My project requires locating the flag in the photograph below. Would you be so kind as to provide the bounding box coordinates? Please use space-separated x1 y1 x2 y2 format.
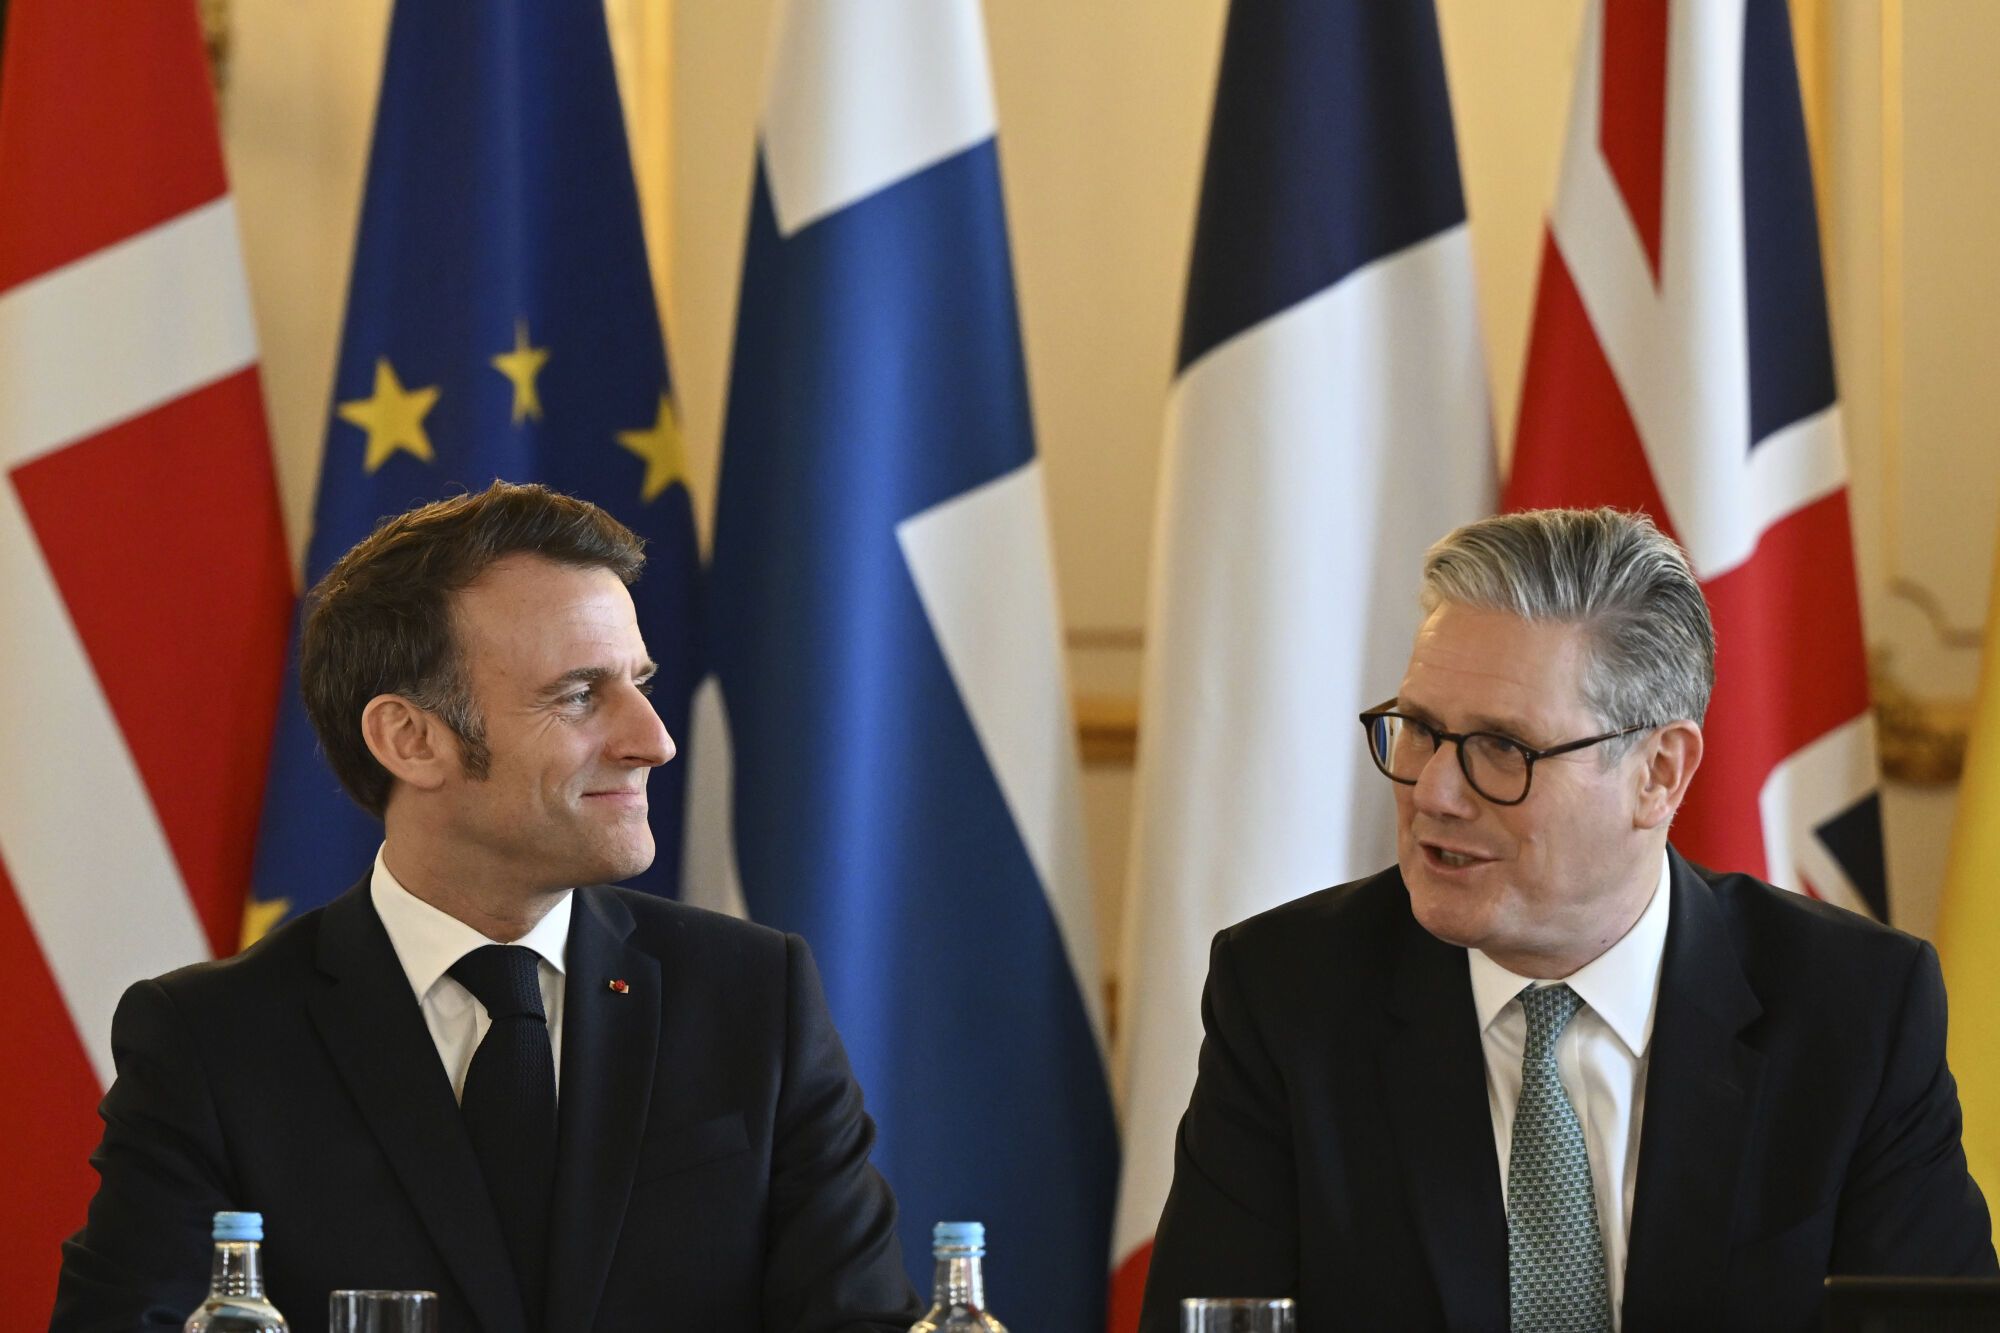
249 0 700 926
1938 528 2000 1195
1504 0 1885 915
1107 2 1495 1325
0 0 291 1315
681 0 1116 1324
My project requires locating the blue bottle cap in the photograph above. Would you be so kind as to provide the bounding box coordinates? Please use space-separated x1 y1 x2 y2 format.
932 1220 985 1254
212 1211 264 1242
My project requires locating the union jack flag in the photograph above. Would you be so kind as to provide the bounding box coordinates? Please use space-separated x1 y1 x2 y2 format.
1505 0 1886 917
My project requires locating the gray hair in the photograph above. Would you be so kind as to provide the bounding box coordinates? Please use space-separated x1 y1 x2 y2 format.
1419 507 1715 736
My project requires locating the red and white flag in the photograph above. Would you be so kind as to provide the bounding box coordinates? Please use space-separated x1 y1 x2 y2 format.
0 0 292 1314
1505 0 1885 915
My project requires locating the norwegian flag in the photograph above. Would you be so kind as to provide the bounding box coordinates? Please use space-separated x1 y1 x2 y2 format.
1505 0 1886 917
0 0 292 1317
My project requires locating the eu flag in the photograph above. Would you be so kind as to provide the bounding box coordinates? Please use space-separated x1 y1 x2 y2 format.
249 0 698 925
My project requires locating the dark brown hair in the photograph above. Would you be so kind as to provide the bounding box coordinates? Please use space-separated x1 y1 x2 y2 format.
300 481 646 816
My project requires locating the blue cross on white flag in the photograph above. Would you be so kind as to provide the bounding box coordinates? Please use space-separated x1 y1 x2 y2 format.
683 1 1118 1326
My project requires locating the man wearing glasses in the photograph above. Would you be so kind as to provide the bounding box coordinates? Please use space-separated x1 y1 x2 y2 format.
1139 508 1993 1333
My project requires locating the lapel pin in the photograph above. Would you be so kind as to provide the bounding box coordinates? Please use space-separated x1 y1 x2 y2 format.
607 978 630 994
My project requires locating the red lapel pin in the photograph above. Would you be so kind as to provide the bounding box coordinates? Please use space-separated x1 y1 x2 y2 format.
607 978 629 994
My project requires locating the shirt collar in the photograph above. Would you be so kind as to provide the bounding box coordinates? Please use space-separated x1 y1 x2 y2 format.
369 845 573 1006
1467 850 1672 1058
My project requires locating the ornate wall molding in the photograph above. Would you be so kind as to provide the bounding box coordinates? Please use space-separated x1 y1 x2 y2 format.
1874 654 1972 785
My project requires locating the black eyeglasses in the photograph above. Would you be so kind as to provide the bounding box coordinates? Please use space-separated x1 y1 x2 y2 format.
1356 700 1658 805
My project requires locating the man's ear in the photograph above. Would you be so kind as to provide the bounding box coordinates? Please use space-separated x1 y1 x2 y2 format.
1633 720 1703 831
360 694 455 793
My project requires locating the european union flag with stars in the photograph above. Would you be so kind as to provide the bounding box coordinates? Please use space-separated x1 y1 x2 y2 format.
248 0 698 930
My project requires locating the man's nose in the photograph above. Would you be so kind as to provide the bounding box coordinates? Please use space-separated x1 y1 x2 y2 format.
613 687 676 767
1411 742 1478 818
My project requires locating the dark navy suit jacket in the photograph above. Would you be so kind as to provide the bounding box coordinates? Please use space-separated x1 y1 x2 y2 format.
1140 849 1996 1332
51 880 921 1333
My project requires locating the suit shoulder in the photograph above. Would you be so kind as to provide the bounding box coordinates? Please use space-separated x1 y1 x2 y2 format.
1700 862 1922 957
1197 868 1412 1044
103 904 331 1052
1220 865 1409 965
1693 861 1931 1006
145 902 326 999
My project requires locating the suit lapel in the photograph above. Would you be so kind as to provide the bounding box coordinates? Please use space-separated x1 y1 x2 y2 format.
1380 909 1508 1332
307 881 529 1333
544 887 661 1333
1620 851 1763 1333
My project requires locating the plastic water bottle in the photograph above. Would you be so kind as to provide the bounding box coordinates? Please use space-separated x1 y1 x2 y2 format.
910 1220 1008 1332
185 1211 289 1332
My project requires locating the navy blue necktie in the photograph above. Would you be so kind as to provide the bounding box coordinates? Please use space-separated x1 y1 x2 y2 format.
450 944 557 1324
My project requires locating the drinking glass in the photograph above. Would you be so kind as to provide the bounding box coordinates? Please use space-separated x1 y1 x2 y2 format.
1180 1296 1296 1333
328 1290 438 1333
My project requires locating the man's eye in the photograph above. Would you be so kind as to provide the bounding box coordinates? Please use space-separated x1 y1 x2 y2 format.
636 678 656 698
1468 733 1531 766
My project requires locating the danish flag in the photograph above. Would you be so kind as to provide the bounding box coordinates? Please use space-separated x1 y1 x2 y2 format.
0 1 292 1317
1506 0 1887 916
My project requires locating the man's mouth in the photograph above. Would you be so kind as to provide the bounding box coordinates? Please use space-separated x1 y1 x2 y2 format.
1422 842 1491 871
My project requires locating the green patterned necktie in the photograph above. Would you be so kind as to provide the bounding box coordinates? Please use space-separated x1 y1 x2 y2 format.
1507 983 1611 1332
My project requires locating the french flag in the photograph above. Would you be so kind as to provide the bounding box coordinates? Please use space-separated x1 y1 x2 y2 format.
1505 0 1887 916
681 1 1118 1326
1109 3 1495 1325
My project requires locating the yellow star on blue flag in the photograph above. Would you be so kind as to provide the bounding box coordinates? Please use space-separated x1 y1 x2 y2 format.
492 319 550 423
617 394 687 502
337 358 438 472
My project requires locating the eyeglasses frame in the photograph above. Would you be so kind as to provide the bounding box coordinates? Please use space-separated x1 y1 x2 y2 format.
1356 699 1660 806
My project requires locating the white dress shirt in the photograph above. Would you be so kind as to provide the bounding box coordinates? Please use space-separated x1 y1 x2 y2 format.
369 846 572 1102
1468 851 1672 1332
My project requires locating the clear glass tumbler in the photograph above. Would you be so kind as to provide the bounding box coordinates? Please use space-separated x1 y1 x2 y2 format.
326 1290 437 1333
1180 1296 1296 1333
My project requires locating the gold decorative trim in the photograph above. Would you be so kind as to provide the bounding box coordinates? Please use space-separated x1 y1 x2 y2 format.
1872 652 1972 785
200 0 230 93
1066 626 1144 650
1793 0 1831 232
1075 692 1138 768
1868 7 1980 651
1881 0 1904 574
1866 0 1983 653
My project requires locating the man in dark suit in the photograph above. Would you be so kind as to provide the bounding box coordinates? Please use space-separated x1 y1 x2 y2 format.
1139 508 1995 1333
52 483 921 1332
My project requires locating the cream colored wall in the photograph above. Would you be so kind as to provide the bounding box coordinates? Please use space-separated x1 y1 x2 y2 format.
1438 0 1591 472
220 2 1998 980
221 0 392 563
1822 2 2000 938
